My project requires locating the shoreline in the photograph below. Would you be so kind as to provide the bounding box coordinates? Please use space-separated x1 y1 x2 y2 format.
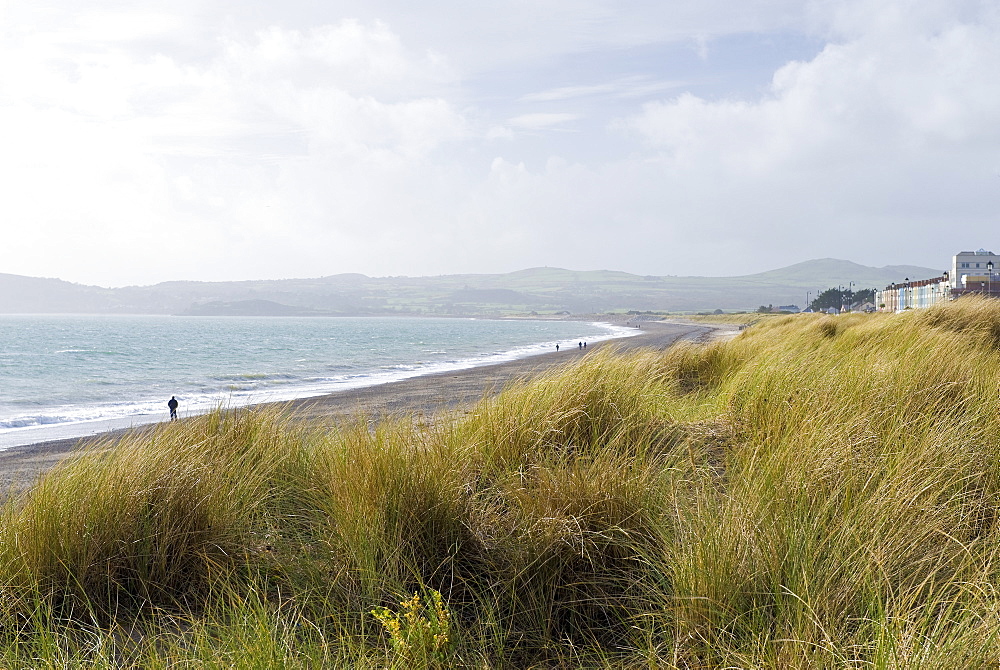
0 320 735 496
0 315 635 450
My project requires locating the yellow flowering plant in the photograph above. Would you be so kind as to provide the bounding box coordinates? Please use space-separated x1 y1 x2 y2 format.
372 588 453 667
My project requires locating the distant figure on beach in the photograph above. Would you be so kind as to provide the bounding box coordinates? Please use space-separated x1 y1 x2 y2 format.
168 396 178 421
556 344 560 352
584 342 587 349
578 342 582 349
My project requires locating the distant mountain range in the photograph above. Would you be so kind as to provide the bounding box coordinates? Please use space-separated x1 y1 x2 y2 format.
0 259 940 316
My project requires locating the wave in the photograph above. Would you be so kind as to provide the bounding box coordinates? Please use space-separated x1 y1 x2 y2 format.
0 320 637 447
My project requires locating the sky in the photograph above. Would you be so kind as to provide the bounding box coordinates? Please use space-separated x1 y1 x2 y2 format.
1 0 998 287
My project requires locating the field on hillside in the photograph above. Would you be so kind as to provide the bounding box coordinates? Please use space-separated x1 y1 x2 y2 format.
3 259 938 316
1 298 999 667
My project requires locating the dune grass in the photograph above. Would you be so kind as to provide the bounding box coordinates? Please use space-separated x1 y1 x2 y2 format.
2 297 1000 666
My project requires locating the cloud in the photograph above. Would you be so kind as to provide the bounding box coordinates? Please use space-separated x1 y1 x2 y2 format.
407 0 812 68
520 76 686 102
505 113 580 131
0 15 473 284
609 0 1000 269
218 21 456 100
2 0 998 285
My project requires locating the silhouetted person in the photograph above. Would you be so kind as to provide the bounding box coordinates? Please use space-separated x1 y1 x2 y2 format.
168 396 178 421
556 344 559 352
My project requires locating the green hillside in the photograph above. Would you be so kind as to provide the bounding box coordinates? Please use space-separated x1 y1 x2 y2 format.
0 259 940 315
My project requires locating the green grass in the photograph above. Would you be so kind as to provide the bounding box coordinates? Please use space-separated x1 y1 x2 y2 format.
2 297 1000 666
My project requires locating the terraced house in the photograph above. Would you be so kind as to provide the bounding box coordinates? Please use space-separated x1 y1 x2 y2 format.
877 249 999 311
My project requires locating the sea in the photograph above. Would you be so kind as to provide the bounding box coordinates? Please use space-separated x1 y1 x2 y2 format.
0 315 636 449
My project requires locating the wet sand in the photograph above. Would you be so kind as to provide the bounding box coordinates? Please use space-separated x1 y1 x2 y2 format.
0 320 735 496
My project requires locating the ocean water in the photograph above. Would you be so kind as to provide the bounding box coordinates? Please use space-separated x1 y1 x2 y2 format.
0 315 633 448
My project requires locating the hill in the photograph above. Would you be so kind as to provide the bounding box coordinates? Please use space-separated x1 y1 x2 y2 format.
743 258 942 287
0 259 940 315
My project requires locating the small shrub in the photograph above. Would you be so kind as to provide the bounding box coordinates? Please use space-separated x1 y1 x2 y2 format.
372 589 453 668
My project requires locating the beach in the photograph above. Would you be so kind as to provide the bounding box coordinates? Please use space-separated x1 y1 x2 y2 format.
0 320 734 496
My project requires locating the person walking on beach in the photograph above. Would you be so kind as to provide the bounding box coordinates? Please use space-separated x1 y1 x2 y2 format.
168 396 178 421
556 344 560 352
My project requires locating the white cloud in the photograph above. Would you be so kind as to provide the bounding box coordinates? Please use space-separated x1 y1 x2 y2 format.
0 14 471 284
521 76 686 102
74 9 185 42
1 0 999 285
506 113 580 131
371 0 811 70
608 0 1000 270
218 21 456 100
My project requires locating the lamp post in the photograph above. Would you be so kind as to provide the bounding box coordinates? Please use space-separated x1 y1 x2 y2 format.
904 278 909 310
806 291 812 312
848 281 855 311
989 260 994 298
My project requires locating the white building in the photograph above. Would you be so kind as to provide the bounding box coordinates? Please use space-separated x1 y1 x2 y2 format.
951 249 998 291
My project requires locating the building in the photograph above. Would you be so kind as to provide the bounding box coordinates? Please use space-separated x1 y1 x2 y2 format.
953 249 998 285
876 250 999 312
949 249 1000 299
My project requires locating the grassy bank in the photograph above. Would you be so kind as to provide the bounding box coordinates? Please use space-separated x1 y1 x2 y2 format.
3 298 1000 667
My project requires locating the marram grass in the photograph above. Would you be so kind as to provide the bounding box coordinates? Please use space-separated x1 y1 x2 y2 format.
2 298 1000 667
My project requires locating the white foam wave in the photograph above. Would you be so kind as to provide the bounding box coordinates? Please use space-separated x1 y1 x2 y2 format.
0 321 636 449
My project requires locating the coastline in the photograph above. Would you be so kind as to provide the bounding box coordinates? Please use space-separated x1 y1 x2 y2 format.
0 314 633 449
0 320 735 496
